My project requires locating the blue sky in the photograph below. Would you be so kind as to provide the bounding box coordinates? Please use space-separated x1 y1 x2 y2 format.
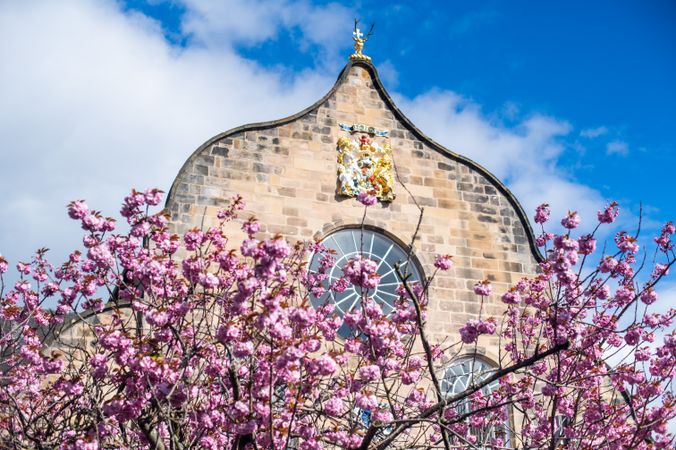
122 0 676 221
0 0 675 267
1 0 674 432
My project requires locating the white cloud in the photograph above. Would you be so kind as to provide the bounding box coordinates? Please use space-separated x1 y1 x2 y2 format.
394 90 609 231
0 0 625 271
178 0 352 63
606 140 629 156
580 126 608 138
376 59 399 89
0 0 335 266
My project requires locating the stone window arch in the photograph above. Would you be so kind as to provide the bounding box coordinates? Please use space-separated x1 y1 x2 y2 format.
308 225 425 337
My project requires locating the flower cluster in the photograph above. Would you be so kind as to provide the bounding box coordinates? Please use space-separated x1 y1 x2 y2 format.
434 254 453 271
0 191 673 450
342 256 380 290
356 191 378 207
473 279 492 296
459 318 496 343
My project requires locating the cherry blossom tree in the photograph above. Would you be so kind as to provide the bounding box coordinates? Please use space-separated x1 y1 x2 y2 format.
0 190 674 449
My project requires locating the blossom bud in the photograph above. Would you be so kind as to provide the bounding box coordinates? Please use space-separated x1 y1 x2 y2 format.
434 254 453 271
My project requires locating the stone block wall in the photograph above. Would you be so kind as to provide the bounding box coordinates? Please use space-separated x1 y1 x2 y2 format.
166 61 541 354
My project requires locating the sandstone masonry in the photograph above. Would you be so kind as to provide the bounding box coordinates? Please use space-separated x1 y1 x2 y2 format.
165 61 542 351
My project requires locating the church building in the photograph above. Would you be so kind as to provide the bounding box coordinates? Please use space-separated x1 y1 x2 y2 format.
164 30 542 358
40 27 551 449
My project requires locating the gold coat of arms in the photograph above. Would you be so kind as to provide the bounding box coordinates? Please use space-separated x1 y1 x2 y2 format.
336 132 395 202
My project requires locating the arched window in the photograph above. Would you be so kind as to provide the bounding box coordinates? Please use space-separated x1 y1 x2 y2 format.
308 227 424 336
441 356 511 448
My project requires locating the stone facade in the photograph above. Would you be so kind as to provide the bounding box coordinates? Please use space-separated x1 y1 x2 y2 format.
166 60 542 352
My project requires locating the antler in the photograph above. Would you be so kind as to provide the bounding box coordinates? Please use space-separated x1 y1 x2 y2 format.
365 23 375 40
353 19 375 41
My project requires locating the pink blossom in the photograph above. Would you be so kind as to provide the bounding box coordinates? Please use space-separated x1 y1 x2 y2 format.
357 191 377 206
459 318 496 344
561 211 581 229
342 256 380 290
372 408 393 423
625 327 642 346
216 323 241 343
405 388 427 409
594 284 611 300
635 347 651 362
640 288 658 305
534 203 550 224
541 383 561 397
67 200 89 220
473 279 492 296
578 234 596 255
358 365 381 382
146 310 170 327
233 341 253 358
434 254 453 271
654 221 674 251
477 319 496 334
0 188 672 450
535 232 554 247
73 439 98 450
614 286 635 306
16 262 31 275
87 244 114 269
402 356 421 371
241 218 260 237
615 231 639 254
459 320 479 343
315 354 338 376
597 201 619 224
652 263 670 278
199 272 220 289
323 397 345 417
599 256 618 273
330 277 349 293
184 229 204 251
554 235 579 252
356 392 378 410
501 290 521 305
216 195 245 221
82 214 105 232
401 370 421 385
143 188 163 206
263 237 290 259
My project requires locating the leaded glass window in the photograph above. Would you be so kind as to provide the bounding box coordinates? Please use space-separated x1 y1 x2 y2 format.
308 227 423 336
441 357 511 448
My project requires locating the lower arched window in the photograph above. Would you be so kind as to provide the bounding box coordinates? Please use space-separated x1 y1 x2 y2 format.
441 356 512 449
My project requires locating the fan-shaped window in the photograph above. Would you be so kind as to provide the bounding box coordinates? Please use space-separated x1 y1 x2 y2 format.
441 357 511 448
308 227 423 336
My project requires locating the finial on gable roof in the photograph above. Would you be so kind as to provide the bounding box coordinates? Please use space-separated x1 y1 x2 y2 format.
350 19 374 62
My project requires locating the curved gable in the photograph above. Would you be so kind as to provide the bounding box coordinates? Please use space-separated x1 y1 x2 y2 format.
166 60 542 262
166 60 541 341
